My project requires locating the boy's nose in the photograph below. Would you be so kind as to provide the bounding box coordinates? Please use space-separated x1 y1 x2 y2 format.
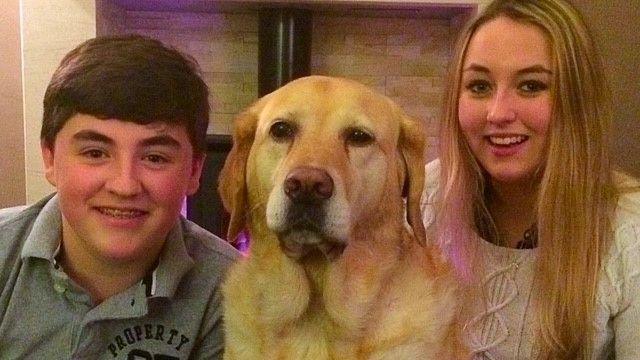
105 161 142 197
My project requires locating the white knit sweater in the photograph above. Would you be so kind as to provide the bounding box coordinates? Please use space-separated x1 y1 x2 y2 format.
421 160 640 359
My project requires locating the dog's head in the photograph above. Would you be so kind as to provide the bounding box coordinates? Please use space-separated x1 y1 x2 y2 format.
219 76 426 261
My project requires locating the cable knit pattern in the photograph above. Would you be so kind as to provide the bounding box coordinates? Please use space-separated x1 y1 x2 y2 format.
606 223 640 302
421 159 640 359
466 261 519 355
462 238 537 359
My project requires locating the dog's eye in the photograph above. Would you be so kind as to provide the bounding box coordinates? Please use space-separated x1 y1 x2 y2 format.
269 121 296 141
345 128 374 147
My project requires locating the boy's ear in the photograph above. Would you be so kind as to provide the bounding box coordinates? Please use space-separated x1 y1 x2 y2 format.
186 153 206 196
41 141 57 187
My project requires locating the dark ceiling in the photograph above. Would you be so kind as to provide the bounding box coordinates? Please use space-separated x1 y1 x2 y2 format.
108 0 475 19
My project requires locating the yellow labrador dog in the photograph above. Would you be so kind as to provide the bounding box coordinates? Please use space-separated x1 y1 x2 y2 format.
218 76 463 359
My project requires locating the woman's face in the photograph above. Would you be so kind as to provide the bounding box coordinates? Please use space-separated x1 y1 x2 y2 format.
458 16 553 187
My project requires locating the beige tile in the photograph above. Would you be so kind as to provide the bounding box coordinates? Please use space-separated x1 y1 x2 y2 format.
22 0 96 203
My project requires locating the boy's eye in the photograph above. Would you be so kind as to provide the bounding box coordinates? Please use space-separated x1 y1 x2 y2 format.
82 149 107 159
145 154 169 164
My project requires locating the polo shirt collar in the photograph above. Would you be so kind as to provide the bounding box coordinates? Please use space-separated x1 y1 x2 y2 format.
149 218 195 298
21 194 62 261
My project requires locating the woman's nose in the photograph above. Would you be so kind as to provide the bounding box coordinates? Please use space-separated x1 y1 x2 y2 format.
487 89 516 124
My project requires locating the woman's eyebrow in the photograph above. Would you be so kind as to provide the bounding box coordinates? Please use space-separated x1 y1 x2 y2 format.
462 63 552 75
462 63 490 73
516 65 553 75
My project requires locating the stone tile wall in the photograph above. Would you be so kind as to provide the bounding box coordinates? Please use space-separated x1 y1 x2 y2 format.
102 9 457 161
311 15 454 160
102 10 259 135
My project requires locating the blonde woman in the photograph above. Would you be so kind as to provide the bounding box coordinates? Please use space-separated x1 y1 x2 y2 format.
421 0 640 358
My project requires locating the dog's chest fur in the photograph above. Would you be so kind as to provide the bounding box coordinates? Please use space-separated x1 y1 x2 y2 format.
222 224 458 360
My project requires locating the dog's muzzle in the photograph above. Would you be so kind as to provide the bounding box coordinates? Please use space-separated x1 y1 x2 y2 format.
277 166 346 261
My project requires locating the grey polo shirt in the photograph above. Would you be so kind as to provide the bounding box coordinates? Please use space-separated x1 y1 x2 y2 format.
0 194 239 359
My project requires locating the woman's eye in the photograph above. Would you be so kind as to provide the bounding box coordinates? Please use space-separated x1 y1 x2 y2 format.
466 80 491 95
345 128 374 147
269 121 296 142
519 80 549 94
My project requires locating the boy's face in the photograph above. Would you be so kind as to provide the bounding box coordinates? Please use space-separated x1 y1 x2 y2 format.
42 113 205 266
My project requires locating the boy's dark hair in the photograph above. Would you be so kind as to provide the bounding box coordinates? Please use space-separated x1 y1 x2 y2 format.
41 34 210 153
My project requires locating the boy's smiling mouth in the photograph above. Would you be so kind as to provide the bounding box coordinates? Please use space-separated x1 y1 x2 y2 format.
96 207 148 219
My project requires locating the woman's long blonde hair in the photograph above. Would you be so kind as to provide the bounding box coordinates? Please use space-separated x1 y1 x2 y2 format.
437 0 617 357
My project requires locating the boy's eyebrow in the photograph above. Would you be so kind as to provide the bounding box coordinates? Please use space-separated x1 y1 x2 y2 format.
139 135 182 149
71 131 182 149
72 130 113 144
463 63 553 75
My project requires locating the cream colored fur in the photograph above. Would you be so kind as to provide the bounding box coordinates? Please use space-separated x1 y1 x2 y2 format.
218 76 465 359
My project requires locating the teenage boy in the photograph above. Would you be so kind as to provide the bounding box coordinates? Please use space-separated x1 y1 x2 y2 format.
0 35 239 359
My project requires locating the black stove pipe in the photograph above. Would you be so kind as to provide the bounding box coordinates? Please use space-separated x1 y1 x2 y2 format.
258 9 312 96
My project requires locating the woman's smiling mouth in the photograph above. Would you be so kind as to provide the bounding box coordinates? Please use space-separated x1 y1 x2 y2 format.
487 135 529 146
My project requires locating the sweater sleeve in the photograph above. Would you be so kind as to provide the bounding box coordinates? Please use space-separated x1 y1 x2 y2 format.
608 222 640 358
599 188 640 358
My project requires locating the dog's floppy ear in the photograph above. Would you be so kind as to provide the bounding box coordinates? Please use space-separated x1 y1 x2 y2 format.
399 113 427 246
218 108 258 243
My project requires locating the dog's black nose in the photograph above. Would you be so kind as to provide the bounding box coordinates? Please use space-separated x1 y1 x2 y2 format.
284 167 334 202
